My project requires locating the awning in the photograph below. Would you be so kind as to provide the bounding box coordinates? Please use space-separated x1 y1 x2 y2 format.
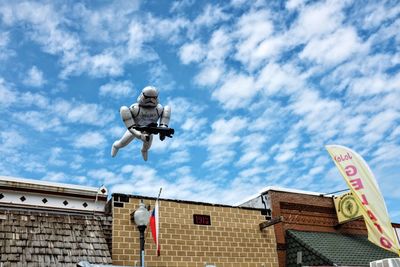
286 230 398 266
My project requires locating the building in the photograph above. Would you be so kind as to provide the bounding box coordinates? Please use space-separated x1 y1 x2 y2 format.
239 186 399 266
111 193 279 267
0 176 112 266
1 176 399 266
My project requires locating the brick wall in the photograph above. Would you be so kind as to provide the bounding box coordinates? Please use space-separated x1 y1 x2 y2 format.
111 194 279 267
268 191 367 267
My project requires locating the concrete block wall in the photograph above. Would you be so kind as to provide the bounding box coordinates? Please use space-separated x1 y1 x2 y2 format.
111 194 279 267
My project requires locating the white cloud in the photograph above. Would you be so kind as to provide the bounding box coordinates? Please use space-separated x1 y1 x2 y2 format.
42 172 68 183
127 21 153 59
290 89 342 134
349 72 400 96
291 1 345 41
0 78 17 108
181 117 207 133
194 64 223 86
162 150 191 166
299 27 364 66
273 135 299 163
0 31 14 60
207 28 232 63
204 117 247 168
362 110 399 144
286 0 305 10
170 0 194 13
256 62 303 95
13 111 63 132
88 168 123 186
342 115 366 135
23 66 46 87
233 9 274 69
89 52 124 77
73 131 106 148
0 130 27 151
19 91 49 109
54 100 115 127
212 72 256 110
236 133 268 167
99 80 135 99
147 61 176 91
193 4 230 28
72 1 141 43
192 27 233 87
179 42 205 64
48 147 66 167
361 3 400 30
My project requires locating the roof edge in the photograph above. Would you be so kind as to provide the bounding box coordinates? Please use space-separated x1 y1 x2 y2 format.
112 193 263 211
0 175 107 197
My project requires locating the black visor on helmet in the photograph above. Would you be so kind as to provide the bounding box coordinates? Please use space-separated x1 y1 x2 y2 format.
143 93 157 99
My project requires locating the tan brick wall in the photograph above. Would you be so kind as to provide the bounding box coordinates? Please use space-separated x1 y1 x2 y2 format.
112 196 279 267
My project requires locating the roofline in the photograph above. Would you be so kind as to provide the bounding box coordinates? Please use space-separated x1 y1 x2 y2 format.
237 185 332 206
0 175 106 197
112 193 263 211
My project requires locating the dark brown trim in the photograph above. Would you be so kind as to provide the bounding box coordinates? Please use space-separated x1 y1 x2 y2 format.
112 193 263 211
259 216 283 230
280 201 336 214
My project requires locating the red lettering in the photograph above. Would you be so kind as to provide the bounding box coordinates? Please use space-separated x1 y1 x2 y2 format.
367 210 378 221
335 153 353 162
345 165 357 176
380 237 392 249
350 178 364 190
374 223 383 234
360 194 368 205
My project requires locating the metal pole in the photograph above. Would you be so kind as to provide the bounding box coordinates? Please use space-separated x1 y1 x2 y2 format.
138 225 146 267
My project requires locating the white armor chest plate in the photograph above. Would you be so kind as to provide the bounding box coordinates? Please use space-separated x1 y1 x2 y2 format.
133 106 160 126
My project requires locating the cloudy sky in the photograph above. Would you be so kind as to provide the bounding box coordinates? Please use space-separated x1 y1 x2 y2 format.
0 0 399 220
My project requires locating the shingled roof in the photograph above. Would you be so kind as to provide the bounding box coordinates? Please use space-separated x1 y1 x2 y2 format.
286 230 398 266
0 209 113 266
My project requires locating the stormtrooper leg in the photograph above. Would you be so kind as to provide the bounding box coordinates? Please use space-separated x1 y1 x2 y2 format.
111 130 135 157
141 134 153 161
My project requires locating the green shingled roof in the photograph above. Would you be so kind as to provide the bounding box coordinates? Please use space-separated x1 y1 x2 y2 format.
286 230 398 266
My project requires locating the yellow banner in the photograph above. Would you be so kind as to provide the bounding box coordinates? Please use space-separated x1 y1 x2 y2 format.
326 145 400 255
333 192 363 224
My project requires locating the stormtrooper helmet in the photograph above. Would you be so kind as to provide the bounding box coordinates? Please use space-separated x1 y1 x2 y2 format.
137 86 159 107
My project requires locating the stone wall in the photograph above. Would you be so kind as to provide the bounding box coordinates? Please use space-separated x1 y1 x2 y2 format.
112 194 279 267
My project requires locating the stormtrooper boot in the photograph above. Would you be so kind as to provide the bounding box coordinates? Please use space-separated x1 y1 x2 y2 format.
111 130 135 157
111 142 119 157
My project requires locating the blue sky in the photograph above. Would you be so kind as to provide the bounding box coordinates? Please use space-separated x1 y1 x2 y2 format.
0 0 399 220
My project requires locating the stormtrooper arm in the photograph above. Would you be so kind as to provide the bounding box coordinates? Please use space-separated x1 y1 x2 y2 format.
120 104 143 139
159 105 171 127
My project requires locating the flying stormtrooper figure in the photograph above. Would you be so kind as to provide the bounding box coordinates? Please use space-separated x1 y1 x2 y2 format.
111 86 172 161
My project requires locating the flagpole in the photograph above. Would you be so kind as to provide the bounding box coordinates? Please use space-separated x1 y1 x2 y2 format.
150 187 162 257
157 187 162 200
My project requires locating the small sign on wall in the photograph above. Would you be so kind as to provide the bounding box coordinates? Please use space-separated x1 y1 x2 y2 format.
193 214 211 225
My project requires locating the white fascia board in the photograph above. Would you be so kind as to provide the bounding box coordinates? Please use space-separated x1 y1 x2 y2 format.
236 185 325 206
0 175 107 197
